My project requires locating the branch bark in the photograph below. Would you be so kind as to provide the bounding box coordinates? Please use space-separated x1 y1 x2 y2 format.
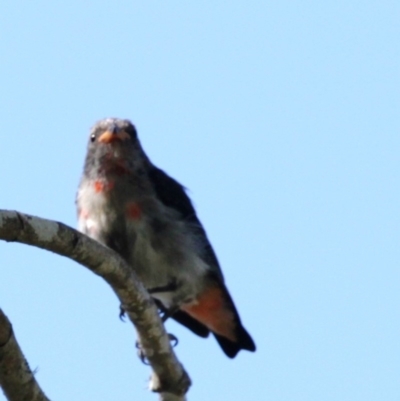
0 309 51 401
0 210 191 400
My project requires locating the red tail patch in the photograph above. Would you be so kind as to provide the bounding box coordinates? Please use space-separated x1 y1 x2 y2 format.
181 285 236 342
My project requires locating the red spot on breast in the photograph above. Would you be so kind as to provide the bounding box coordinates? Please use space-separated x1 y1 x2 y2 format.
94 181 103 193
94 180 114 193
126 202 142 220
181 285 236 341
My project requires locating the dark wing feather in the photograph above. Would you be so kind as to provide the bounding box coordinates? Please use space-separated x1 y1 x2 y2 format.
148 165 223 280
148 165 256 357
148 165 226 339
148 166 237 340
212 281 256 358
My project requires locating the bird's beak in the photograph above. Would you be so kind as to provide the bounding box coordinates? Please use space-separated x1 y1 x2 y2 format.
98 130 131 144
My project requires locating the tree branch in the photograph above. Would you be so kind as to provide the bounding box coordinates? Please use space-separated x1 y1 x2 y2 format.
0 210 191 400
0 309 51 401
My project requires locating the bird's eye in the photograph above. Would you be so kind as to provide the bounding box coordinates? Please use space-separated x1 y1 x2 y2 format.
90 133 96 142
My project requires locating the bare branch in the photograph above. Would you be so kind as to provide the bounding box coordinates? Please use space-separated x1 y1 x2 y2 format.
0 210 191 400
0 309 51 401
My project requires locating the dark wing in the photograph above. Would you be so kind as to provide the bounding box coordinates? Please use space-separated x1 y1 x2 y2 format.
148 165 224 338
148 165 223 280
211 282 256 358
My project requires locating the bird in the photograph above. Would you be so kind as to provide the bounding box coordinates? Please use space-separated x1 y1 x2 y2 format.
76 118 256 358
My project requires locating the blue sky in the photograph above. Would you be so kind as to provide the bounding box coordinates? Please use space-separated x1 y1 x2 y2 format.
1 1 399 400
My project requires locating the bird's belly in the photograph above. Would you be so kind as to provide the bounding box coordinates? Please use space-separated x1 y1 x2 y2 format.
78 181 209 308
131 230 171 286
128 222 209 309
78 185 112 242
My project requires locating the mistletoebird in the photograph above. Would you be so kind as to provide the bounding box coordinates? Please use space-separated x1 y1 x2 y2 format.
76 118 256 358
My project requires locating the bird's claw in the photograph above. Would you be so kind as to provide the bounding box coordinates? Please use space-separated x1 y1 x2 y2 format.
159 310 169 322
119 305 126 321
135 333 179 365
168 333 179 347
136 340 150 365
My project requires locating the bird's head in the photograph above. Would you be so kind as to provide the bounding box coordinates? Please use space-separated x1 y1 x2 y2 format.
84 118 148 177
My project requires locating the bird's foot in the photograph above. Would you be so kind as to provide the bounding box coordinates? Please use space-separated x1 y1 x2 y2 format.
168 333 179 347
136 333 179 365
119 305 126 321
159 309 171 323
136 340 150 365
159 305 180 323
